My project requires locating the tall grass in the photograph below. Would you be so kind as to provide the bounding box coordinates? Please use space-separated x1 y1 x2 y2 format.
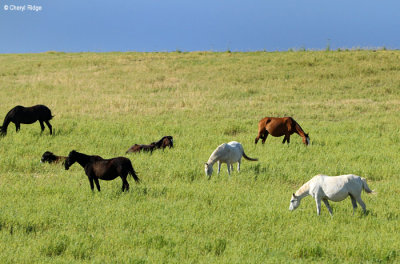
0 50 399 263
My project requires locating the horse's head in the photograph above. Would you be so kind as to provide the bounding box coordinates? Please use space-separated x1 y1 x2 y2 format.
204 163 213 177
41 151 56 163
303 133 310 146
289 193 301 211
163 136 173 148
65 150 77 170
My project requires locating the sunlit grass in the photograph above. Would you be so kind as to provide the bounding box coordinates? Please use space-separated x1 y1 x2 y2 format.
0 50 399 262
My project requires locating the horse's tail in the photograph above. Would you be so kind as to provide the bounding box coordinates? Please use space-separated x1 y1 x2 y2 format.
242 151 258 161
127 161 140 183
361 177 374 194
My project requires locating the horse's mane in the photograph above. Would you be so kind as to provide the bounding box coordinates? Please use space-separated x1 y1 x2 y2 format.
69 150 103 165
207 144 227 164
295 180 311 197
291 118 307 136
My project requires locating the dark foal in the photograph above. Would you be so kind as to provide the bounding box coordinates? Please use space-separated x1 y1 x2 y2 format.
0 105 53 136
255 117 310 146
125 143 156 154
41 151 67 164
64 150 140 192
152 136 174 149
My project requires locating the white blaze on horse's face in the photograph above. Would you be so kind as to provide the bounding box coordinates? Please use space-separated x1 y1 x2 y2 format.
289 194 300 211
205 163 213 177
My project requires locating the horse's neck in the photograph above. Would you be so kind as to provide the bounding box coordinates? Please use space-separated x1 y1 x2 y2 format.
75 152 92 168
295 181 311 200
207 154 218 166
294 123 306 137
207 149 221 165
1 113 12 131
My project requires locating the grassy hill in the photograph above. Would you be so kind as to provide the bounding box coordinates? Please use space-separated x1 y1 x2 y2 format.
0 50 399 263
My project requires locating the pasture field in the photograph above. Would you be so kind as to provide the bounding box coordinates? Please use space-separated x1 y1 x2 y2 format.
0 50 399 263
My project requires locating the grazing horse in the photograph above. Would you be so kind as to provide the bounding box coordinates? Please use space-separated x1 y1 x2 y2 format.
205 141 258 178
40 151 67 164
255 117 309 146
289 174 374 215
0 105 53 136
64 150 140 192
125 143 156 154
152 136 174 150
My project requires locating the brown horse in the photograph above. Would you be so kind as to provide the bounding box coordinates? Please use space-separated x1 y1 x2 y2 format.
1 105 53 136
255 117 310 146
40 151 67 164
125 143 156 154
64 150 140 192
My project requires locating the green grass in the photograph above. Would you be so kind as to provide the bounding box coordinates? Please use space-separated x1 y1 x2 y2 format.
0 50 399 263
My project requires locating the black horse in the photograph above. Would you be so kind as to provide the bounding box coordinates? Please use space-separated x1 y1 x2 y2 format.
40 151 67 164
64 150 140 192
152 136 174 149
0 105 53 136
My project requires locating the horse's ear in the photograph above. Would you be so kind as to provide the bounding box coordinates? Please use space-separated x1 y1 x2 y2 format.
292 193 296 198
205 163 208 166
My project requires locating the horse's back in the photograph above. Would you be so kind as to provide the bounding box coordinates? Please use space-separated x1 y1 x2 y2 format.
227 141 244 152
92 156 132 179
31 105 53 120
260 117 295 136
126 144 140 153
223 141 244 162
227 141 242 148
313 174 364 201
8 104 52 122
111 156 133 169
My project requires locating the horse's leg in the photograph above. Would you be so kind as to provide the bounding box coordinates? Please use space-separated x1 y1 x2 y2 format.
15 123 20 132
355 196 367 213
120 174 129 192
283 134 290 144
237 159 241 172
349 194 358 215
125 181 130 191
44 120 52 135
322 199 333 216
315 197 322 215
88 177 95 191
227 163 231 176
39 121 45 133
93 178 101 192
217 161 221 175
261 132 269 144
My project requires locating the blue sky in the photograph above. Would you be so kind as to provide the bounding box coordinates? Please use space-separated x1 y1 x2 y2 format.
1 0 400 53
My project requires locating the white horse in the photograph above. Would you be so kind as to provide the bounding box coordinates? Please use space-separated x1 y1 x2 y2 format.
289 174 373 215
205 141 258 177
